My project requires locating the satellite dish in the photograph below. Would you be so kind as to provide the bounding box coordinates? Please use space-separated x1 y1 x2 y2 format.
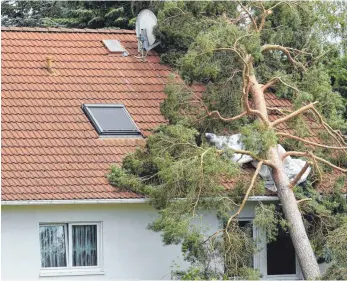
136 9 161 55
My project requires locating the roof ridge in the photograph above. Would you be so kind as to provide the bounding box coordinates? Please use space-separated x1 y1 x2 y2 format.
1 26 136 34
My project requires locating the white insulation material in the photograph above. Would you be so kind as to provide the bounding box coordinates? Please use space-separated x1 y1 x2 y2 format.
206 133 311 191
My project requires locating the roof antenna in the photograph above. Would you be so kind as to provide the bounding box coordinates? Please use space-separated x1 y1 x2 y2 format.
46 56 55 74
135 9 161 60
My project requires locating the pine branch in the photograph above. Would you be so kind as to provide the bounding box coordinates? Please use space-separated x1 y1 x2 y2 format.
237 1 258 31
217 148 275 169
225 161 263 230
277 132 347 150
289 162 311 189
297 198 312 204
261 76 300 93
194 94 248 123
282 151 347 173
271 102 318 127
310 107 346 146
261 44 307 71
192 148 212 215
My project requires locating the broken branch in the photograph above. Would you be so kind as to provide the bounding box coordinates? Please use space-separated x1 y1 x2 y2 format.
289 162 310 189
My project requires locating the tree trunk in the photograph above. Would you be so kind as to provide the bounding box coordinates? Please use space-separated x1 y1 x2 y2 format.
249 74 321 279
271 148 321 279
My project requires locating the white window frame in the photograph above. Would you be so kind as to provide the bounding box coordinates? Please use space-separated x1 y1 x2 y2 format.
236 217 302 280
253 226 302 280
39 222 104 277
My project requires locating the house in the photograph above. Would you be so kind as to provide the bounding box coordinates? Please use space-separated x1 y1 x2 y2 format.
1 27 339 280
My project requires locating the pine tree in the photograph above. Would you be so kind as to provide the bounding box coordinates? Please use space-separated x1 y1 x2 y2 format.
109 2 347 279
1 1 153 29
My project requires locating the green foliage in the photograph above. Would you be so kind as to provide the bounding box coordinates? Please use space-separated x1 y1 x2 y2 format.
107 1 347 278
1 1 150 29
322 265 347 281
326 221 347 264
223 221 259 279
160 76 197 127
241 122 278 158
322 221 347 280
328 55 347 120
300 65 346 130
156 1 238 67
181 24 260 83
294 179 347 262
109 123 239 208
329 56 347 99
253 204 288 243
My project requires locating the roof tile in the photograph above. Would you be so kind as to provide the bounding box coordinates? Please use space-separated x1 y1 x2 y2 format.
2 27 344 201
1 28 173 201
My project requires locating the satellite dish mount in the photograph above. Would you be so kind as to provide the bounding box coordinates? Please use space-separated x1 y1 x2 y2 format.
136 9 161 58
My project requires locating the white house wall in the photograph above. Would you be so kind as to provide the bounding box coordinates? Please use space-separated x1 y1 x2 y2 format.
1 201 328 280
2 202 250 280
1 203 184 280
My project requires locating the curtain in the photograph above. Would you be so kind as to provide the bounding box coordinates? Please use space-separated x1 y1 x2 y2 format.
40 225 67 268
72 225 97 266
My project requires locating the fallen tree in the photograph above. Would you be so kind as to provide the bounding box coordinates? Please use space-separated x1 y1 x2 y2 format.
109 1 347 280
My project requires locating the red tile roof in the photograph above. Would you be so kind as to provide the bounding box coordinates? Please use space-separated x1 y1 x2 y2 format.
2 27 172 201
2 27 345 201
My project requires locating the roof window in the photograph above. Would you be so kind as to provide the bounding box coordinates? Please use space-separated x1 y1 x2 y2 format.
82 104 141 137
102 40 128 56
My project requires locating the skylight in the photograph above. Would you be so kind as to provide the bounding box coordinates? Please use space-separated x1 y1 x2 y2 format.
102 40 127 54
82 104 141 137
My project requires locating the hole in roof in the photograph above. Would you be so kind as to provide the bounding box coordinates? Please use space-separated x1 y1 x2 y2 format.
82 104 141 137
102 40 128 56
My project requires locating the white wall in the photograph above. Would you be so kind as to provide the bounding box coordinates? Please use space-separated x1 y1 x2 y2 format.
1 203 186 280
3 201 329 280
1 202 258 281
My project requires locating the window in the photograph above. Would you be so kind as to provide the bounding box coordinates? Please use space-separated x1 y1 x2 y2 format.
82 104 141 137
254 223 302 279
267 227 296 275
102 40 128 56
39 223 103 276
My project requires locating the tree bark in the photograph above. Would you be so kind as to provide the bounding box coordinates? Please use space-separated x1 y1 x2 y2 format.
271 149 321 279
249 74 321 279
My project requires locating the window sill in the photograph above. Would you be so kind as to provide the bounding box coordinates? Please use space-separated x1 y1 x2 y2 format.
40 268 105 277
263 274 300 280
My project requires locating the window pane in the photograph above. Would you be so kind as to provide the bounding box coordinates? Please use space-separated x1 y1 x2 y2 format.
103 40 126 53
267 228 296 275
40 225 67 268
88 107 138 132
72 225 98 267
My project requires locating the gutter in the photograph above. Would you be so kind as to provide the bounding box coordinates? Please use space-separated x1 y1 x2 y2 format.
1 198 148 206
2 195 344 206
1 196 278 206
